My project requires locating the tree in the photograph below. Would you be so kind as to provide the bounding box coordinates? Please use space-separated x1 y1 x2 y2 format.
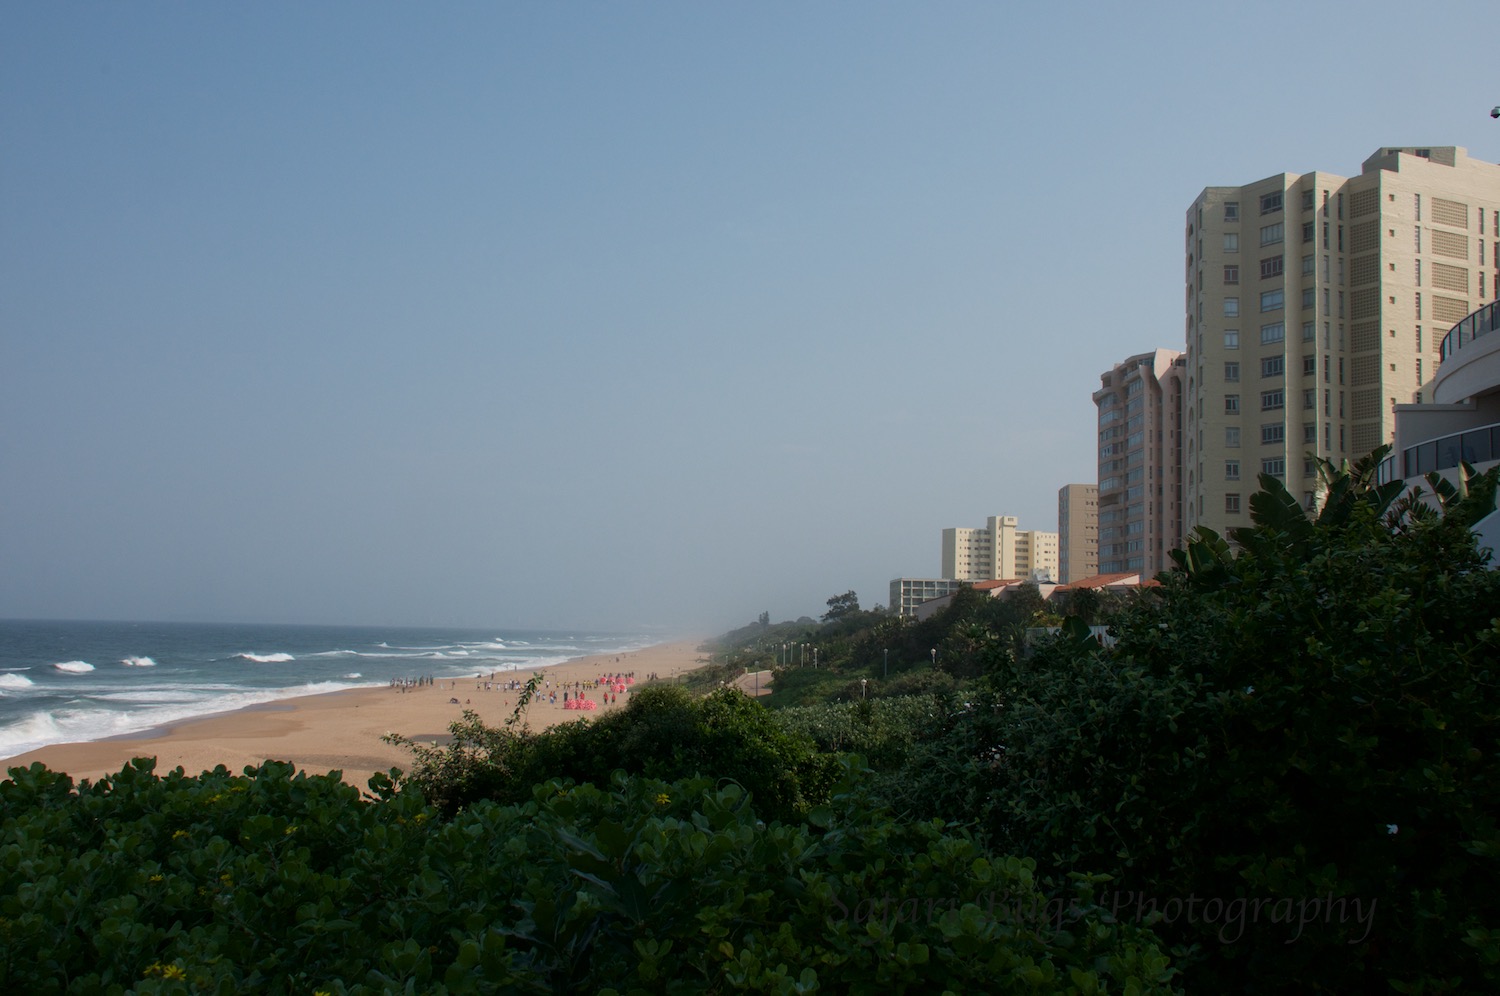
821 590 860 622
979 453 1500 992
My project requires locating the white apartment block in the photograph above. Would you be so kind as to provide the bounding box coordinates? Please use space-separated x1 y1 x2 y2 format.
1184 147 1500 537
941 516 1059 582
1057 483 1099 583
1095 350 1185 576
888 577 967 619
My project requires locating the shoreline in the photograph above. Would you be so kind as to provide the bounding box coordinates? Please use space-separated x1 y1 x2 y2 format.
2 639 710 790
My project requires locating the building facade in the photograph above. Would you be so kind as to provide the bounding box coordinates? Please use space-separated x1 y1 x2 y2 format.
941 516 1059 582
1382 299 1500 552
1184 147 1500 537
888 577 967 619
1057 483 1099 583
1094 349 1185 575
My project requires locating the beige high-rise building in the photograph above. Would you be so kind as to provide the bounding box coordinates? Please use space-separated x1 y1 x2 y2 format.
1057 483 1098 583
1184 147 1500 537
941 516 1059 582
1094 350 1185 575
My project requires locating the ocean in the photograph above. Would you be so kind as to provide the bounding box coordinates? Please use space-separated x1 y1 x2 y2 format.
0 619 663 764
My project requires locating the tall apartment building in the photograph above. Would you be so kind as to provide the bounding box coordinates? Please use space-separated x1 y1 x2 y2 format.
1095 349 1185 575
1184 146 1500 536
941 516 1059 582
1057 483 1098 583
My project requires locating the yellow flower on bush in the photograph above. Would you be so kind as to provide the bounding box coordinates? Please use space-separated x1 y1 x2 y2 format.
654 793 671 807
147 874 164 884
143 962 187 980
171 830 189 841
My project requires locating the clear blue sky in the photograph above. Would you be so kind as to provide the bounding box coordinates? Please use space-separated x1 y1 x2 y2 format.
4 2 1498 633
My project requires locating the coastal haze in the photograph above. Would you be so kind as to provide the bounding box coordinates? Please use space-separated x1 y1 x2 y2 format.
4 3 1498 633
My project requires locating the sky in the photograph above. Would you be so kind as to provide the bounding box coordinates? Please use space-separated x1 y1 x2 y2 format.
4 2 1499 634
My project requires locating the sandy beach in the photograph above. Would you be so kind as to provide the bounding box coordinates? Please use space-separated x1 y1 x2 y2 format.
3 640 709 790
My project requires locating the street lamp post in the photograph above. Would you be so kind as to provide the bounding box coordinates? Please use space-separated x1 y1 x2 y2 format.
930 648 936 667
861 678 867 700
883 649 888 679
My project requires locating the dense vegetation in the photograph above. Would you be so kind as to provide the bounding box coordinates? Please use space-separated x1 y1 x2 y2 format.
4 452 1497 992
0 758 1174 994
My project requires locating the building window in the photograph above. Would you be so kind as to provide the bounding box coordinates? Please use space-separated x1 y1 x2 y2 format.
1261 390 1284 410
1225 394 1240 414
1302 221 1315 243
1262 458 1286 478
1224 265 1239 284
1224 233 1239 253
1303 423 1316 444
1225 460 1240 480
1260 322 1285 344
1261 290 1284 312
1302 388 1315 409
1302 287 1315 310
1226 493 1241 514
1260 192 1283 214
1224 329 1239 349
1301 254 1314 275
1260 255 1284 279
1225 298 1240 317
1226 426 1241 447
1261 222 1284 246
1261 356 1284 377
1224 201 1239 221
1302 322 1315 341
1224 361 1240 382
1262 423 1285 444
1302 355 1316 375
1301 190 1315 211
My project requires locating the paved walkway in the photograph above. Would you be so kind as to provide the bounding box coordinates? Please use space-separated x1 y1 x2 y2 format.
731 669 774 697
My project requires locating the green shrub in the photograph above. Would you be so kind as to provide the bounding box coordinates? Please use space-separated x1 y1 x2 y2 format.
977 459 1500 992
392 686 837 824
0 758 1180 994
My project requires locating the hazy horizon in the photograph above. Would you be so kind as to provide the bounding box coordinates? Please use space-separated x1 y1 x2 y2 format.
5 2 1498 634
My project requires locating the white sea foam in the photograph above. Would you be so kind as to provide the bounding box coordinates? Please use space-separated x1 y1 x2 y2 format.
342 672 362 679
52 661 95 674
0 674 35 690
120 656 157 667
0 678 381 759
235 652 294 663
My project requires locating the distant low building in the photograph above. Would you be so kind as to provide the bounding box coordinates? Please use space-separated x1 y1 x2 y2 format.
912 571 1159 622
888 577 966 619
